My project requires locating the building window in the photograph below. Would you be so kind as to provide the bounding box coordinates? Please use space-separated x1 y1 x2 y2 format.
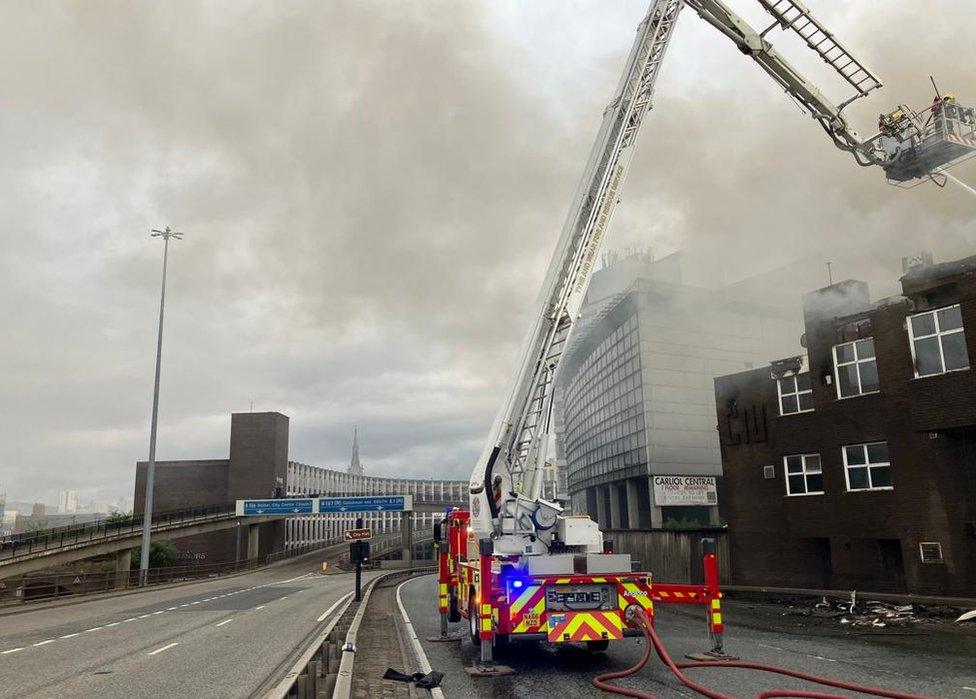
778 373 813 415
919 542 944 563
908 305 969 377
843 442 892 491
833 338 879 398
784 453 823 496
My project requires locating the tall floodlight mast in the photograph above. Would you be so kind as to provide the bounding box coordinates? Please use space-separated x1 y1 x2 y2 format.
139 226 183 585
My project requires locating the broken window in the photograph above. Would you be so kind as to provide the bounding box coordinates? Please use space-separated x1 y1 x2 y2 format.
833 338 879 398
908 305 969 377
784 453 823 496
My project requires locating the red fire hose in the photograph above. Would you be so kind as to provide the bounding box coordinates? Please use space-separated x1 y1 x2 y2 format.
593 608 937 699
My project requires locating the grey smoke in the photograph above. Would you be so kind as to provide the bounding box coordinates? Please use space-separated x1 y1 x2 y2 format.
0 1 973 505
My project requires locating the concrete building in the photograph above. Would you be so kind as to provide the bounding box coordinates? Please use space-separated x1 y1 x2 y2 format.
714 253 976 595
57 490 78 514
134 412 469 564
555 251 802 530
285 459 467 553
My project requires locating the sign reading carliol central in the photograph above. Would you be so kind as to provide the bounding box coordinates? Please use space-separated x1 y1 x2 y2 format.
652 476 717 506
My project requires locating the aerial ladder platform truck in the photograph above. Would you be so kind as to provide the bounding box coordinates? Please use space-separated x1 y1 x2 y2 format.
433 0 975 674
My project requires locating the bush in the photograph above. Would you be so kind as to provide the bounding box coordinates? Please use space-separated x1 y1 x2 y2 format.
130 541 178 569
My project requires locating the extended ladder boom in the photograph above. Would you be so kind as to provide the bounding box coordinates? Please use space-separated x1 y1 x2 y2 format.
469 0 684 550
470 0 974 555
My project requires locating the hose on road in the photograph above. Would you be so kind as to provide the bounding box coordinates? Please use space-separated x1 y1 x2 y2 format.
592 608 936 699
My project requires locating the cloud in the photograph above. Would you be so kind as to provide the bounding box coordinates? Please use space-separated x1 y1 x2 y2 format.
0 0 973 506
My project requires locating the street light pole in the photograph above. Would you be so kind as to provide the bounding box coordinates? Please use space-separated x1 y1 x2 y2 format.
139 226 183 585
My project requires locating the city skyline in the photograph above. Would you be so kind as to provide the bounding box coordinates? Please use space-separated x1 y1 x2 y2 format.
1 0 975 508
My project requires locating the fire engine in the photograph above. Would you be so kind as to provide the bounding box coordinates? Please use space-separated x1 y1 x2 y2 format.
433 0 974 675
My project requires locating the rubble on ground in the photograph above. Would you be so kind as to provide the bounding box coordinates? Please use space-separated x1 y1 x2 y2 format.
779 594 972 629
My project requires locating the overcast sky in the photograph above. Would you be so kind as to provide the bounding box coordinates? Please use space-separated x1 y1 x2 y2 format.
1 1 974 507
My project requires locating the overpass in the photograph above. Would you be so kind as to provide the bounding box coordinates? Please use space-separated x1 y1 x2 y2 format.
0 494 461 581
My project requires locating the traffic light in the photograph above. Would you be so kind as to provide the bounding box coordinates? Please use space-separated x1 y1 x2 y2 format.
350 540 370 564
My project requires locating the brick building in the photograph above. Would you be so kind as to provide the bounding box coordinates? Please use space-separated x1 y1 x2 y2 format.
714 255 976 596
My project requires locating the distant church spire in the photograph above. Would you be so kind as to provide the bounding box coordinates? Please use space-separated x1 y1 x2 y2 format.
348 427 364 476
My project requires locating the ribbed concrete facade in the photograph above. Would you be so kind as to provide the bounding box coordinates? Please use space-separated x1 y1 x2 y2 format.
556 252 801 530
284 461 467 551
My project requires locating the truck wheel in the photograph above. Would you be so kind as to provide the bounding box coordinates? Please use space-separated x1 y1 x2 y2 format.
468 596 481 646
586 640 610 652
448 589 461 623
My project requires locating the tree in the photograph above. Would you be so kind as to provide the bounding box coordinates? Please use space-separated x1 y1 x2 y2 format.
130 540 177 569
106 512 133 525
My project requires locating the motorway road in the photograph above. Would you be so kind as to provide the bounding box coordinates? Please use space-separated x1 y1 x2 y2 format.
0 557 378 698
398 574 976 699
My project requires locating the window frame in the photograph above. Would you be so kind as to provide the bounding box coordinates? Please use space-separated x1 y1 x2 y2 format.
777 372 814 416
832 338 880 399
783 453 824 497
919 542 944 563
907 304 970 378
841 441 893 492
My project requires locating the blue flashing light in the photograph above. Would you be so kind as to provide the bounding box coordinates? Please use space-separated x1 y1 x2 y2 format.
512 579 524 589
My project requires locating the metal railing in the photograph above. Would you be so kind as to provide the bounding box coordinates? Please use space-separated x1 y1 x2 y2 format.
0 538 353 609
0 502 238 563
269 567 436 699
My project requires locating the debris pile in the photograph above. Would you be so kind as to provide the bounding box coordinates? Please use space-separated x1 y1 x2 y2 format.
780 593 973 629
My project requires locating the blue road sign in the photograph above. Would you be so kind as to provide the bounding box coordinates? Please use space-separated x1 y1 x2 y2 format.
318 495 411 514
240 498 314 516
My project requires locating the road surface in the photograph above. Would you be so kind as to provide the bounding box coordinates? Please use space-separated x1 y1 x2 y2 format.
0 556 377 698
397 573 976 699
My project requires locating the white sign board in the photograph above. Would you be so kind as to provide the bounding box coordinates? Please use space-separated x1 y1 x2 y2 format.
652 476 717 507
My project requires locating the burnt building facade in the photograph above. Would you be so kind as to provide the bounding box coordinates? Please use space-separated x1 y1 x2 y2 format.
714 256 976 596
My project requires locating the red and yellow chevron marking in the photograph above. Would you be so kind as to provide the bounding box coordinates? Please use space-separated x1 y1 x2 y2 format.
547 611 624 643
508 585 547 633
654 588 701 603
617 580 654 614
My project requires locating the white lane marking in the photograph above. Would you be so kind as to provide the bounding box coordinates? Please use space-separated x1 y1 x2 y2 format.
167 607 178 611
60 633 79 639
317 592 354 622
1 648 24 655
84 627 102 633
962 688 976 693
190 601 200 605
811 655 837 663
123 617 137 622
105 622 120 627
148 642 179 656
152 611 164 615
280 596 288 600
33 640 54 647
138 614 151 619
254 605 265 610
757 642 784 651
216 619 233 627
179 604 189 608
396 575 446 699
